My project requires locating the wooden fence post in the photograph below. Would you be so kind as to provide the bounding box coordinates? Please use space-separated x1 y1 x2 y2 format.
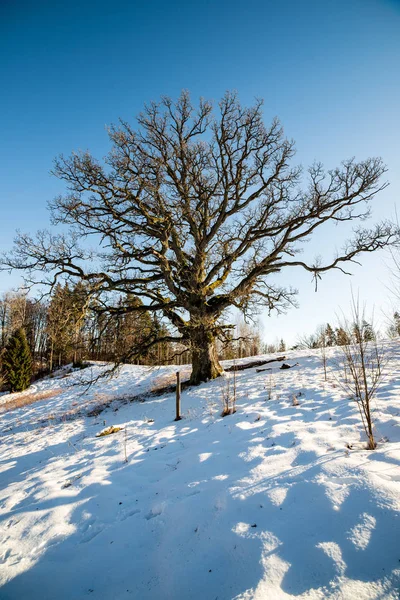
175 371 182 421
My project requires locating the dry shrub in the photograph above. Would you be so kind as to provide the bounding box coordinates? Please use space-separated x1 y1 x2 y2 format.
220 372 237 417
86 392 114 416
0 388 62 413
336 297 386 450
266 373 275 400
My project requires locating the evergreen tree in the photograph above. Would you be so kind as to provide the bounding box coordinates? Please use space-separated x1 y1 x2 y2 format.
325 323 336 346
352 319 375 343
388 312 400 338
278 338 286 352
114 295 155 363
362 320 375 342
3 328 32 392
394 312 400 336
352 321 362 344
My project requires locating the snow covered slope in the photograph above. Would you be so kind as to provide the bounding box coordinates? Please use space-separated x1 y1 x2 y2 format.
0 346 399 599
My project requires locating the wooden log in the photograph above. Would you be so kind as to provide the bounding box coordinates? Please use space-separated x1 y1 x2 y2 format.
226 356 286 372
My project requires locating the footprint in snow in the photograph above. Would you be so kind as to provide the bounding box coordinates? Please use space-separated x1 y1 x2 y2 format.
0 548 12 564
80 519 104 543
376 470 400 483
145 505 164 520
120 508 141 521
6 518 20 528
185 490 201 498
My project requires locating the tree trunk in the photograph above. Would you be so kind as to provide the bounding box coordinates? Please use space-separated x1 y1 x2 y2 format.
49 339 54 372
189 325 223 385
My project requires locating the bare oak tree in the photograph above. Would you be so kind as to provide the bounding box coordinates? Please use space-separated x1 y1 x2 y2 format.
2 92 396 384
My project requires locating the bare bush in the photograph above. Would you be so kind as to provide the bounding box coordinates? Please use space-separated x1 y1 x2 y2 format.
220 371 237 417
337 298 386 450
292 394 300 407
266 373 275 400
318 325 328 381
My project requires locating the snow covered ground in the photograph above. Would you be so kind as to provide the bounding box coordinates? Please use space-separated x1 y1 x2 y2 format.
0 345 399 599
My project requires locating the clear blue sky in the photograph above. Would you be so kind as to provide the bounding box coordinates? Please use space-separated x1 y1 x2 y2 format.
1 0 399 343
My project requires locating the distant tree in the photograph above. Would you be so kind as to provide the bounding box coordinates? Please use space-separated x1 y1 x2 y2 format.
235 318 261 358
264 342 278 353
67 282 89 365
336 327 351 346
2 328 32 392
150 314 173 364
297 332 319 349
3 92 397 384
217 328 236 361
316 325 328 380
278 338 286 352
114 295 155 363
325 323 336 347
0 294 10 350
393 311 400 335
24 297 48 363
387 311 400 338
363 320 375 342
46 284 74 369
0 292 47 366
352 319 375 343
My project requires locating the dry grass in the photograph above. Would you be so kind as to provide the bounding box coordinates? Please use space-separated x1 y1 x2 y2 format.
0 388 63 413
150 372 178 393
86 393 116 417
96 425 123 437
149 366 192 395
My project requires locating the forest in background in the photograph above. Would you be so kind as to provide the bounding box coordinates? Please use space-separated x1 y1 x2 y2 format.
2 281 398 391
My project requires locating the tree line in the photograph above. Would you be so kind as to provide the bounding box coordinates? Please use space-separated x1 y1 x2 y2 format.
2 280 400 395
295 321 376 350
0 285 263 388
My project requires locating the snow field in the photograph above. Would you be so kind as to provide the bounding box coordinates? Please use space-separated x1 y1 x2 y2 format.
0 346 399 599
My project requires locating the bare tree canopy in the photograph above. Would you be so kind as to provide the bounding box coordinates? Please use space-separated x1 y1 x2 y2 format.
2 91 397 384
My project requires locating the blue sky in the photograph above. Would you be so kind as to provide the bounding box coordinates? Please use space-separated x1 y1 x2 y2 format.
1 0 399 343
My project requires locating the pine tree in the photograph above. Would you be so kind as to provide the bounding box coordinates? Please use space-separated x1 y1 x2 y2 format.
362 320 375 342
2 328 32 392
325 323 336 346
394 312 400 336
388 312 400 338
278 338 286 352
